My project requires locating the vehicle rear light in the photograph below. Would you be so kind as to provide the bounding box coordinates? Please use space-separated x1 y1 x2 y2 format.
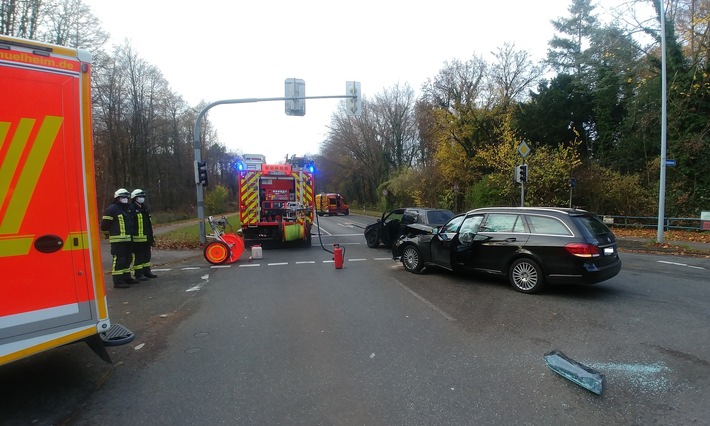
565 243 600 258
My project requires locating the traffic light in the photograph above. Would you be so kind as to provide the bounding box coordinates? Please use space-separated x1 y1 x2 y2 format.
284 78 305 116
516 164 528 183
197 161 208 186
346 81 362 117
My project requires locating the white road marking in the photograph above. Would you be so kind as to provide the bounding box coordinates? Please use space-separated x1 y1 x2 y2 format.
210 265 231 268
296 261 316 264
658 260 687 266
267 262 288 266
375 257 393 261
349 258 367 262
181 267 201 270
186 274 209 292
658 260 705 270
390 277 456 322
239 264 261 268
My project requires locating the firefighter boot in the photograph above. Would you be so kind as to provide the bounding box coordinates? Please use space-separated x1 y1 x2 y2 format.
134 269 148 281
113 276 130 288
123 273 139 284
143 267 158 279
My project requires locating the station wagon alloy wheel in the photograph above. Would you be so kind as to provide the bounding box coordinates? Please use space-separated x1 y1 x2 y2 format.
509 258 543 293
402 245 424 273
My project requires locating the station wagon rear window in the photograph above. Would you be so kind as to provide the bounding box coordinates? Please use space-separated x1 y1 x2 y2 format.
526 215 572 235
482 214 526 232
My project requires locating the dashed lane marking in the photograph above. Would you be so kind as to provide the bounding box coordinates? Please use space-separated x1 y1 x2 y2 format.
151 257 399 272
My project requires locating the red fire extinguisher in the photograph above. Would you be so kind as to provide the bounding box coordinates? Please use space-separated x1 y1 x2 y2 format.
333 244 344 269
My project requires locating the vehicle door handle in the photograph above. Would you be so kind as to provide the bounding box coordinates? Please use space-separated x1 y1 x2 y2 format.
504 237 516 242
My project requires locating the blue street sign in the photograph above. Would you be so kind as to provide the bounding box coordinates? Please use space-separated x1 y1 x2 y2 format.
665 159 676 166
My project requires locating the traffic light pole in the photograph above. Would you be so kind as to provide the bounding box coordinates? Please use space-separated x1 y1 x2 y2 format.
193 93 358 244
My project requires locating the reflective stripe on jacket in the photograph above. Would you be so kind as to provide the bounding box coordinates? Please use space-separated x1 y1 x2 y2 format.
101 202 132 243
129 203 153 243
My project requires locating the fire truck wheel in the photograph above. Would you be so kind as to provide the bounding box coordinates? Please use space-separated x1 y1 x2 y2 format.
204 241 231 265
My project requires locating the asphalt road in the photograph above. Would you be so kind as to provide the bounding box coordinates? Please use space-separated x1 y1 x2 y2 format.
1 213 708 425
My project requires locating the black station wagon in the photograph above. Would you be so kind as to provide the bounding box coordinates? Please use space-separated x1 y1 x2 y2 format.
392 207 622 294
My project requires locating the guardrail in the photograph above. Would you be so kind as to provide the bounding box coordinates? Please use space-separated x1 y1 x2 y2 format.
602 215 709 231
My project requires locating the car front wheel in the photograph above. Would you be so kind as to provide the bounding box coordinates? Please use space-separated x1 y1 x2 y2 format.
366 232 379 248
509 258 544 294
401 245 424 274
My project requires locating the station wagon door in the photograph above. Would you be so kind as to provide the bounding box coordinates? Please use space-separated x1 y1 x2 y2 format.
430 215 465 269
467 213 530 273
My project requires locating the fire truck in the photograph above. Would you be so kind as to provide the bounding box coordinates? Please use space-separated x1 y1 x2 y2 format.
0 35 134 366
237 154 315 248
315 193 350 216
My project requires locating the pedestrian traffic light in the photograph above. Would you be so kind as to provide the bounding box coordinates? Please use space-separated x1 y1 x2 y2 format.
197 161 208 186
517 164 528 183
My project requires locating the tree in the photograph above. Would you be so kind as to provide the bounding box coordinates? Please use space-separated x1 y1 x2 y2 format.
0 0 42 38
421 55 493 159
490 42 546 110
547 0 599 75
41 0 108 49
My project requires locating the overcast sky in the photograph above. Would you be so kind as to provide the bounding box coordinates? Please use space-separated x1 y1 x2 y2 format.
85 0 641 164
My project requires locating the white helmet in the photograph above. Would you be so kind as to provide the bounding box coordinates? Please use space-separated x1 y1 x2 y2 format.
114 188 130 198
131 188 146 199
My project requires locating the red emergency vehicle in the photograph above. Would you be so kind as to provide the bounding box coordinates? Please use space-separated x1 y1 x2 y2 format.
0 35 133 366
237 154 315 248
315 193 350 216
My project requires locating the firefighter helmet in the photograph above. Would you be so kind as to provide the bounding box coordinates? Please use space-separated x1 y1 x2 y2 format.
131 189 146 199
114 188 130 199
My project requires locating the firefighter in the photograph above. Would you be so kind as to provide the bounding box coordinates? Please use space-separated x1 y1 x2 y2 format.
101 188 139 288
129 188 158 281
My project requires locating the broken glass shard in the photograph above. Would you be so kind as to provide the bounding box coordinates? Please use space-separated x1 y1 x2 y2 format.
544 349 604 395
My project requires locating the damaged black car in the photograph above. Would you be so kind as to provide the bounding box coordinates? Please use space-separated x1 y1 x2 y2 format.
364 207 455 249
392 207 622 294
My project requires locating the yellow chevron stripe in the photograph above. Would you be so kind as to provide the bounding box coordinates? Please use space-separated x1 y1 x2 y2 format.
0 235 33 257
0 116 63 235
0 118 35 226
0 121 9 152
63 231 89 251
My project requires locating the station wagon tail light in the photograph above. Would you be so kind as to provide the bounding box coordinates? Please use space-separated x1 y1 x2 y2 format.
565 243 600 258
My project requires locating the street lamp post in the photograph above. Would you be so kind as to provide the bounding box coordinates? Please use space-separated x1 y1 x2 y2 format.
656 0 668 243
